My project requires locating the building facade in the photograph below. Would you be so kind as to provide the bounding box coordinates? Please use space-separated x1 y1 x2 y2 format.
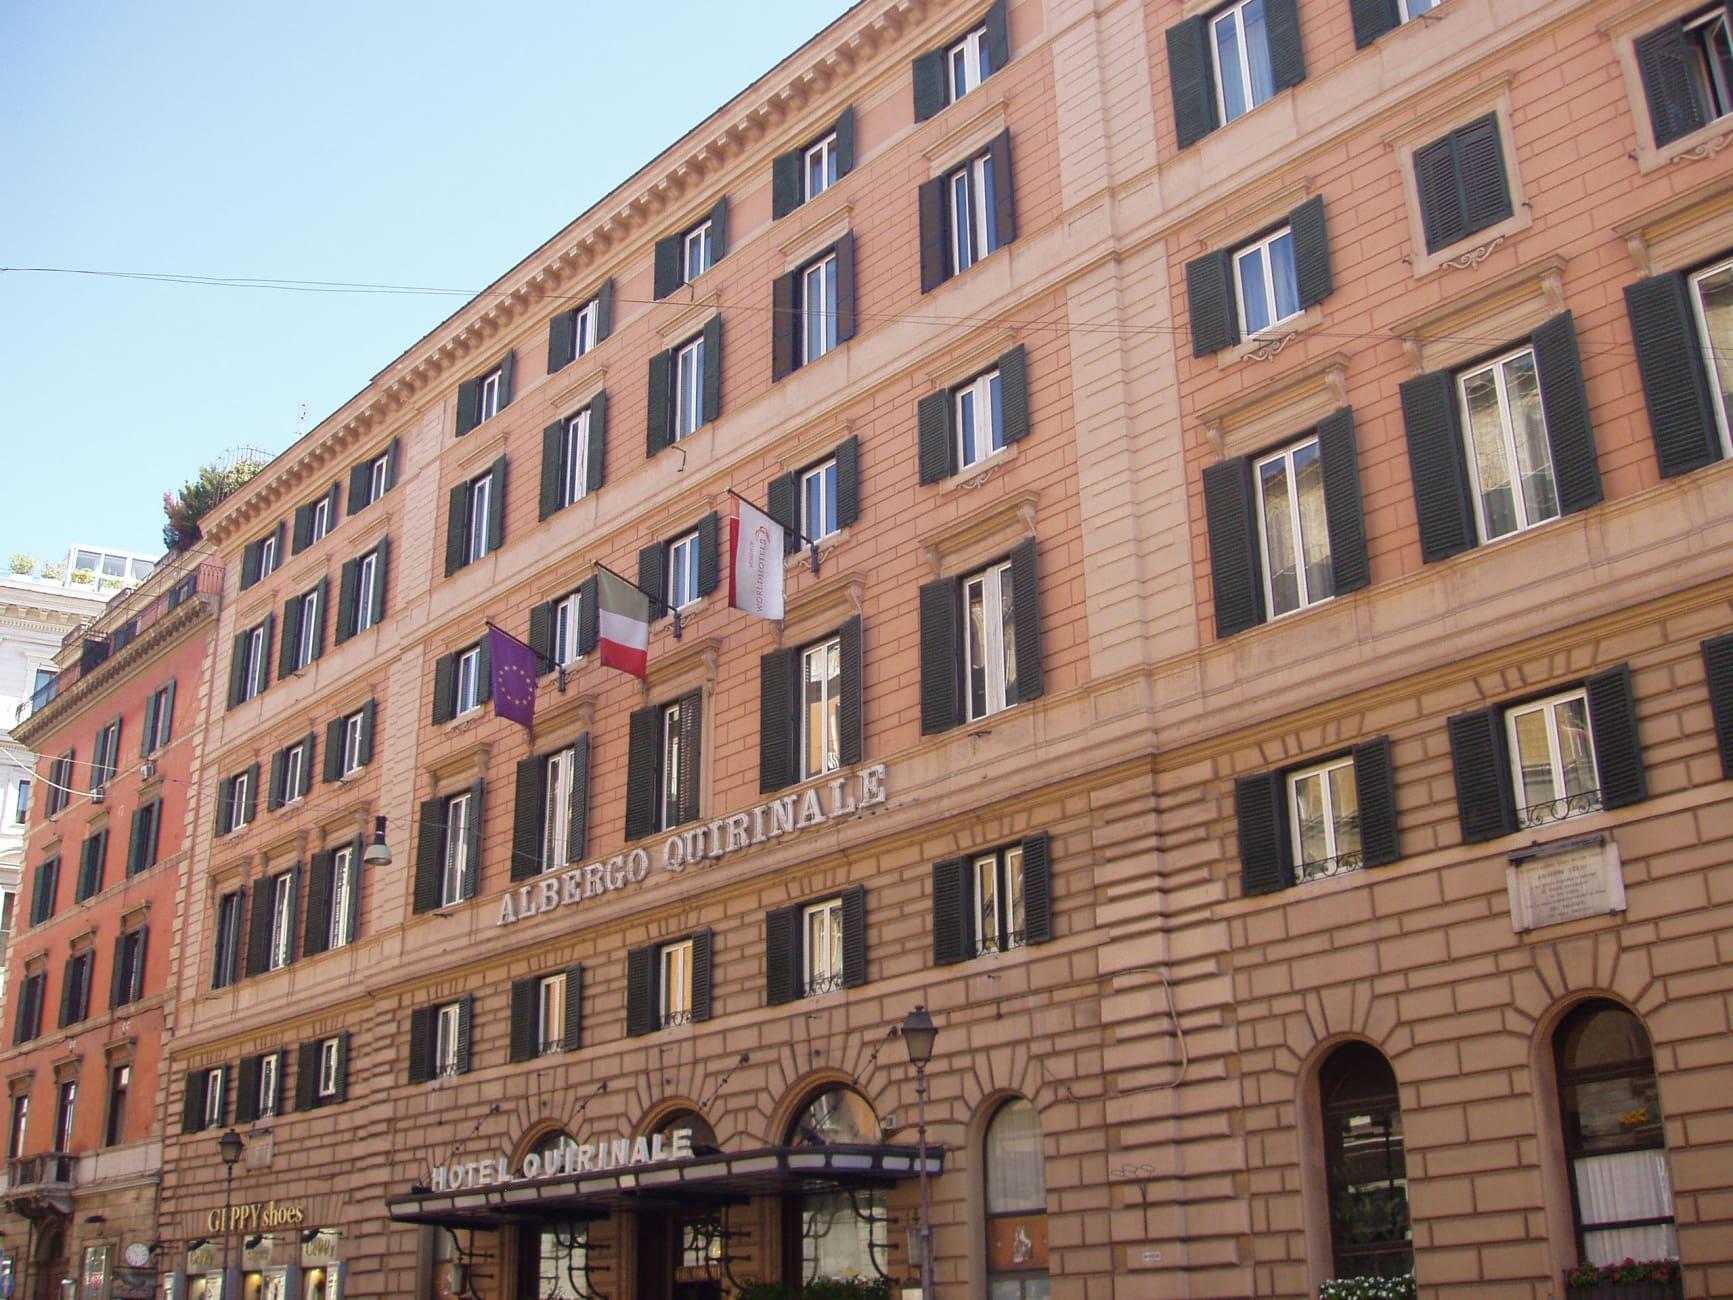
18 0 1731 1298
0 554 221 1298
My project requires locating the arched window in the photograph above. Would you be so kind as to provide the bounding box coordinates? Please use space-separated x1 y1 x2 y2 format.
985 1098 1048 1295
654 1107 720 1155
789 1088 879 1146
1319 1043 1412 1278
785 1089 888 1282
1554 1002 1676 1266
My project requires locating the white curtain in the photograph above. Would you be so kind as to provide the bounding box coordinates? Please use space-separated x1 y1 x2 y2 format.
1574 1150 1676 1266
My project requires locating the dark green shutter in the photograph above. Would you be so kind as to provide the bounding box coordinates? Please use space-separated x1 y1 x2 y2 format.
1021 832 1053 944
1290 195 1332 310
268 748 287 813
358 700 376 765
639 542 667 619
408 1007 434 1084
841 884 869 987
708 196 729 262
1636 22 1708 148
984 0 1010 70
568 733 591 862
999 345 1030 444
348 461 370 513
563 965 583 1051
528 602 555 673
989 130 1017 246
456 997 474 1072
245 880 273 977
835 106 856 175
576 576 599 655
371 537 389 623
653 235 681 300
838 615 864 767
548 310 576 375
182 1070 207 1133
677 690 703 827
1414 135 1466 253
1624 273 1722 477
509 978 537 1062
586 391 608 494
1352 738 1400 869
325 712 348 778
512 756 546 883
1186 249 1239 356
487 456 507 552
1264 0 1305 91
1456 116 1512 234
1448 708 1516 843
767 472 799 554
303 852 332 957
696 511 720 597
595 280 614 342
1317 408 1370 596
496 351 516 411
1399 371 1477 561
913 48 946 121
335 558 359 644
690 929 713 1022
385 438 400 491
765 905 800 1006
625 707 659 841
236 1055 260 1124
412 798 443 914
462 780 484 898
760 648 799 793
540 419 566 520
1531 313 1603 516
918 177 948 293
432 653 455 725
444 484 470 577
772 271 798 382
309 578 328 662
647 349 673 458
1236 772 1292 896
278 598 303 680
1350 0 1398 48
241 541 262 590
455 377 480 436
917 390 955 484
1202 458 1265 637
1587 664 1646 810
332 1034 350 1103
1008 538 1043 704
701 315 723 424
244 762 260 824
772 148 801 219
836 230 858 344
932 859 971 965
626 946 657 1037
919 578 961 734
1166 16 1218 149
1702 633 1733 778
835 435 860 528
227 632 247 709
292 503 313 554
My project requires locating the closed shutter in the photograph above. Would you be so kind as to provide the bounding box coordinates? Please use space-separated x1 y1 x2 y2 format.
323 719 342 782
1202 458 1265 637
1317 408 1371 596
509 977 537 1063
1703 633 1733 778
182 1070 207 1133
245 880 273 976
444 484 470 577
1166 16 1218 149
701 316 723 424
835 106 856 175
760 648 799 793
487 457 507 553
293 503 314 554
413 798 443 915
697 511 720 598
1526 312 1603 516
653 234 682 300
335 558 359 644
577 576 600 656
358 700 376 765
917 390 955 484
989 130 1017 246
626 946 657 1038
303 851 333 957
765 905 801 1006
690 929 714 1023
563 965 583 1051
1399 371 1477 562
841 885 869 987
1413 135 1466 254
1447 708 1516 843
548 309 576 375
912 48 947 122
528 601 555 672
1290 195 1332 309
1587 664 1646 810
838 616 864 767
919 578 961 735
540 419 567 520
1264 0 1306 91
998 345 1030 445
708 196 729 262
512 756 546 883
836 231 858 345
835 435 860 529
1008 538 1044 704
646 349 673 458
1235 771 1292 896
586 391 608 495
1624 273 1722 477
432 653 456 725
1186 249 1239 356
772 271 798 382
932 858 971 965
918 176 948 293
407 1007 435 1084
1456 116 1512 235
278 598 302 679
625 707 659 841
677 690 704 827
1350 0 1399 48
236 1056 260 1124
455 996 474 1075
1636 22 1709 148
772 147 801 220
1352 738 1400 869
568 733 591 862
767 472 799 555
639 539 666 616
454 377 480 436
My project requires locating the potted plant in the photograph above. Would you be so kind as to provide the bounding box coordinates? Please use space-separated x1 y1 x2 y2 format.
8 554 35 575
1320 1276 1416 1300
1565 1258 1683 1299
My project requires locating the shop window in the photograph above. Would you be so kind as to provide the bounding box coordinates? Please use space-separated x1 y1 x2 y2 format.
985 1098 1049 1293
1320 1043 1413 1279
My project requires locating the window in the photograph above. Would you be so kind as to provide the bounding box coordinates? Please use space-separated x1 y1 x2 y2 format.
328 846 357 950
533 1223 589 1298
435 1002 464 1077
114 927 147 1007
104 1065 129 1147
561 409 590 510
1234 225 1300 337
801 637 843 780
92 718 121 790
228 768 253 832
317 1037 342 1097
667 531 702 610
537 975 566 1056
659 939 693 1028
29 857 60 925
1352 0 1438 46
241 524 283 590
948 23 994 100
45 752 72 818
674 335 705 440
1636 6 1733 148
14 780 29 824
655 203 728 298
267 872 294 971
274 739 311 810
368 450 391 504
259 531 277 576
1412 115 1514 254
804 132 839 200
238 621 269 704
60 949 94 1026
984 1098 1049 1293
212 890 244 989
1688 255 1733 458
964 559 1019 721
683 221 714 282
310 495 331 544
342 710 367 776
1458 346 1559 543
1288 757 1360 881
355 549 379 633
455 646 482 716
478 368 502 424
1167 0 1302 147
1211 0 1276 124
54 1081 76 1152
1319 1044 1413 1278
76 830 106 902
1237 740 1396 895
8 1095 28 1159
948 149 1001 279
13 971 46 1043
571 297 600 359
442 791 473 908
1555 1003 1677 1267
626 691 702 840
553 589 584 667
955 367 1006 471
468 470 494 565
142 682 174 755
202 1068 223 1131
1506 689 1600 828
801 253 839 365
801 459 839 544
257 1053 279 1118
129 801 162 878
802 899 844 996
914 4 1006 121
973 844 1026 956
542 749 575 871
1253 436 1335 619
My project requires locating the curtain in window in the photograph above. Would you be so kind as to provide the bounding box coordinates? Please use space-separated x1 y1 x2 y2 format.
986 1100 1046 1214
1574 1149 1678 1265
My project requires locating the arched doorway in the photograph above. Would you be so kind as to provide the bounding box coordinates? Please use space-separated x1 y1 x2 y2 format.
784 1087 890 1284
1318 1042 1412 1279
514 1130 591 1300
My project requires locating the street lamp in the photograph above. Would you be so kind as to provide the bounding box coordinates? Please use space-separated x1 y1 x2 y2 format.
218 1128 245 1297
363 815 393 866
900 1005 939 1300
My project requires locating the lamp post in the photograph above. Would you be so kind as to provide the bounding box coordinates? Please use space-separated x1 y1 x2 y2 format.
218 1128 245 1298
900 1005 938 1300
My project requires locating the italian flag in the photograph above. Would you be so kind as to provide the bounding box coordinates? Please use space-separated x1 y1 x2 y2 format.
597 569 651 679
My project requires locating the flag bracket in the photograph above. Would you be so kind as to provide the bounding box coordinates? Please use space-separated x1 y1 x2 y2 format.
726 487 822 580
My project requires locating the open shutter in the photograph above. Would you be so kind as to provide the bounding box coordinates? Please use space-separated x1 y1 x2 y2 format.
1290 195 1332 310
919 579 961 735
336 558 359 644
268 749 287 813
1235 771 1292 896
371 537 390 623
278 598 303 680
236 1056 260 1124
1264 0 1305 91
1008 538 1043 704
487 456 507 553
109 935 125 1008
1624 273 1722 478
999 345 1030 445
568 734 591 862
241 541 262 590
348 461 370 513
1186 249 1239 356
984 0 1010 70
1414 135 1466 254
1399 371 1477 562
245 880 273 976
697 511 720 598
548 310 576 375
216 778 233 837
159 680 176 747
540 419 566 520
292 503 313 554
576 576 599 655
646 349 673 458
917 390 955 485
677 690 703 827
1531 312 1603 516
585 391 608 494
303 852 333 957
1636 22 1709 148
1703 634 1733 779
767 472 799 555
772 147 801 220
1352 738 1400 869
932 859 971 965
309 579 328 662
413 798 443 914
323 720 343 782
1456 116 1512 235
989 130 1017 246
836 231 858 345
626 946 657 1037
759 648 800 794
407 1008 434 1085
625 707 659 841
358 700 376 765
1317 408 1370 595
842 885 869 987
918 177 948 293
496 351 516 411
595 279 614 342
528 602 555 673
639 544 668 623
653 234 682 300
509 978 536 1063
563 965 583 1051
1166 16 1218 149
462 781 484 899
701 315 723 424
512 756 546 882
454 378 480 437
765 905 801 1006
772 271 798 382
913 48 947 122
832 106 857 176
228 633 247 709
182 1071 207 1133
1587 664 1647 810
690 929 714 1022
432 653 455 725
455 996 474 1075
708 196 729 262
1202 458 1265 637
444 484 470 577
332 1034 349 1103
1350 0 1399 48
1021 832 1053 944
838 616 864 767
835 435 860 529
1447 708 1517 843
244 762 260 824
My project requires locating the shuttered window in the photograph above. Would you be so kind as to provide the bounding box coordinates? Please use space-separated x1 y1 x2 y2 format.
625 932 714 1036
540 392 608 520
1235 738 1400 897
1624 255 1732 479
647 317 723 457
347 439 399 514
772 236 858 381
75 830 106 903
304 838 363 956
1165 0 1304 149
622 693 703 837
766 887 868 1004
1704 633 1733 779
111 926 147 1008
917 347 1029 483
1350 0 1439 49
454 353 515 437
445 458 507 576
211 888 245 989
13 972 45 1044
932 833 1054 965
239 522 284 591
291 481 342 555
920 539 1043 735
1634 7 1733 149
323 701 375 780
432 641 489 724
912 2 1008 122
126 799 162 876
772 109 856 218
228 614 274 708
267 735 315 812
1186 197 1331 356
1412 115 1513 254
336 538 389 643
510 965 584 1061
653 199 729 299
142 680 176 755
511 737 591 881
547 281 613 374
760 619 864 793
529 577 599 671
408 1000 471 1083
279 581 328 677
766 438 859 554
919 133 1017 293
29 857 59 925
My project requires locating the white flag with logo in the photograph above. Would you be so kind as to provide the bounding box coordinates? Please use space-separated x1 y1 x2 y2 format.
729 497 786 621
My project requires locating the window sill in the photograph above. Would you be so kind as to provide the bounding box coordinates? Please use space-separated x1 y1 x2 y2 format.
1638 115 1733 174
784 529 849 571
1411 208 1533 280
940 442 1021 493
443 707 484 734
1217 305 1325 369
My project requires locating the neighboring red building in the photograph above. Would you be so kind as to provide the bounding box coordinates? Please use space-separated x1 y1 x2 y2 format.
0 553 220 1300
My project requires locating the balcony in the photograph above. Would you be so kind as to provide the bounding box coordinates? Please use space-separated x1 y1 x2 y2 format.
5 1153 76 1191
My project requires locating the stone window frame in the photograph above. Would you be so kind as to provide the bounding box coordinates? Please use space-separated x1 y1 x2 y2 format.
1607 0 1733 174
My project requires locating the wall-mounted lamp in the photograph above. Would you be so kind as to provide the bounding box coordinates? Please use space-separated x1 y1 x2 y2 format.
363 814 392 866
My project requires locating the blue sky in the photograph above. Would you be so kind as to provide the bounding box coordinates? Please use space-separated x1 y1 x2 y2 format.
0 0 856 567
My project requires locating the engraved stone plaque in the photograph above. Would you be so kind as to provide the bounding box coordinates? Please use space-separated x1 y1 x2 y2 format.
1507 835 1625 933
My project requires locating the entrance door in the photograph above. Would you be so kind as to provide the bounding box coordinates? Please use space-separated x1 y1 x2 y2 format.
634 1214 722 1300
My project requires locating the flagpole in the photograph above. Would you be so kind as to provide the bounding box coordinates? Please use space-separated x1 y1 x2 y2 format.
725 487 821 577
484 621 565 694
593 561 683 641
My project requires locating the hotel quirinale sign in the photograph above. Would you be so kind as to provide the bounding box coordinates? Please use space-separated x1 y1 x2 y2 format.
496 763 887 927
430 1128 695 1191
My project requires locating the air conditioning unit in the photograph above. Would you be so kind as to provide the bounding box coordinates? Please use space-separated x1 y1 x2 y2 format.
140 760 157 782
90 788 105 805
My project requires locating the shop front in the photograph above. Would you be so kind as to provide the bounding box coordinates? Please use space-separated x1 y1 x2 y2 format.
166 1206 344 1300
